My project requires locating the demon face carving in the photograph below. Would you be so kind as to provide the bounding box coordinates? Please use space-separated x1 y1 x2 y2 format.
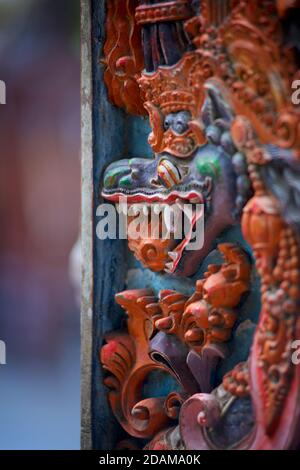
102 81 252 276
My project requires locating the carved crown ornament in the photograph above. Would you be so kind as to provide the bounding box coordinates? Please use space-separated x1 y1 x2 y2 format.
99 0 300 450
103 0 300 158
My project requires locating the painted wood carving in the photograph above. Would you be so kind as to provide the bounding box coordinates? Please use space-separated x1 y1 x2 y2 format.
99 0 300 450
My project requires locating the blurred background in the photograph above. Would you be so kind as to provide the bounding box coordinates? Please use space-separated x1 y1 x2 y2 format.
0 0 81 449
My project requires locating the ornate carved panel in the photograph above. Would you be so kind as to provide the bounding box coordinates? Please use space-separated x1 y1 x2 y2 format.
93 0 300 450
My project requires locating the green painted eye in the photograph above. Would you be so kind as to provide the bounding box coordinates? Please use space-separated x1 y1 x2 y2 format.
196 158 221 179
119 175 133 187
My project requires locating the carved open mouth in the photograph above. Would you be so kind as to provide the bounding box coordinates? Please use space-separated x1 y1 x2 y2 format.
102 182 212 273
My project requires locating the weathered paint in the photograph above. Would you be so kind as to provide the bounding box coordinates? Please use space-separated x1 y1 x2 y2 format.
81 0 93 450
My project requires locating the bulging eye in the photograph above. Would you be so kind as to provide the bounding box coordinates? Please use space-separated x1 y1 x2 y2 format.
164 119 171 131
157 159 182 188
174 121 185 134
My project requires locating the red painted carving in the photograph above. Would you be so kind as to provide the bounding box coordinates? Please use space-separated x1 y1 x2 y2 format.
127 213 177 272
135 1 193 25
223 362 250 398
103 0 145 115
154 244 251 353
232 117 300 436
277 0 300 17
100 0 300 450
101 289 176 438
100 244 251 441
138 52 208 157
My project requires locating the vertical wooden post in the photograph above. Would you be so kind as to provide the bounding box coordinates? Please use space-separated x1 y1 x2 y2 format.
80 0 93 451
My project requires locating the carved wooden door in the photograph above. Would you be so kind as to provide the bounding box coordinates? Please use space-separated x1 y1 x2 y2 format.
81 0 300 450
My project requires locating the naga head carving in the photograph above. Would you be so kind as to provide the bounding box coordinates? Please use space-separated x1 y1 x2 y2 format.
102 80 250 276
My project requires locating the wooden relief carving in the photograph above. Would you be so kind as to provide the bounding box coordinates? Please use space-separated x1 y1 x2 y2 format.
102 0 145 115
100 0 300 450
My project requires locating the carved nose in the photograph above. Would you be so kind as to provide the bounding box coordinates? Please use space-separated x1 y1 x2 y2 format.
156 159 182 189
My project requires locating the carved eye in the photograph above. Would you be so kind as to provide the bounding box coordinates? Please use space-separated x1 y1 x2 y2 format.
172 111 191 134
157 159 182 188
174 121 185 134
164 118 172 131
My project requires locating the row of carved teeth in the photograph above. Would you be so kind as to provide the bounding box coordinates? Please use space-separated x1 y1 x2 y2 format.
116 196 203 215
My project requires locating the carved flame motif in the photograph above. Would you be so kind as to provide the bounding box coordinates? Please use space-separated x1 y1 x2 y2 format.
103 0 145 115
